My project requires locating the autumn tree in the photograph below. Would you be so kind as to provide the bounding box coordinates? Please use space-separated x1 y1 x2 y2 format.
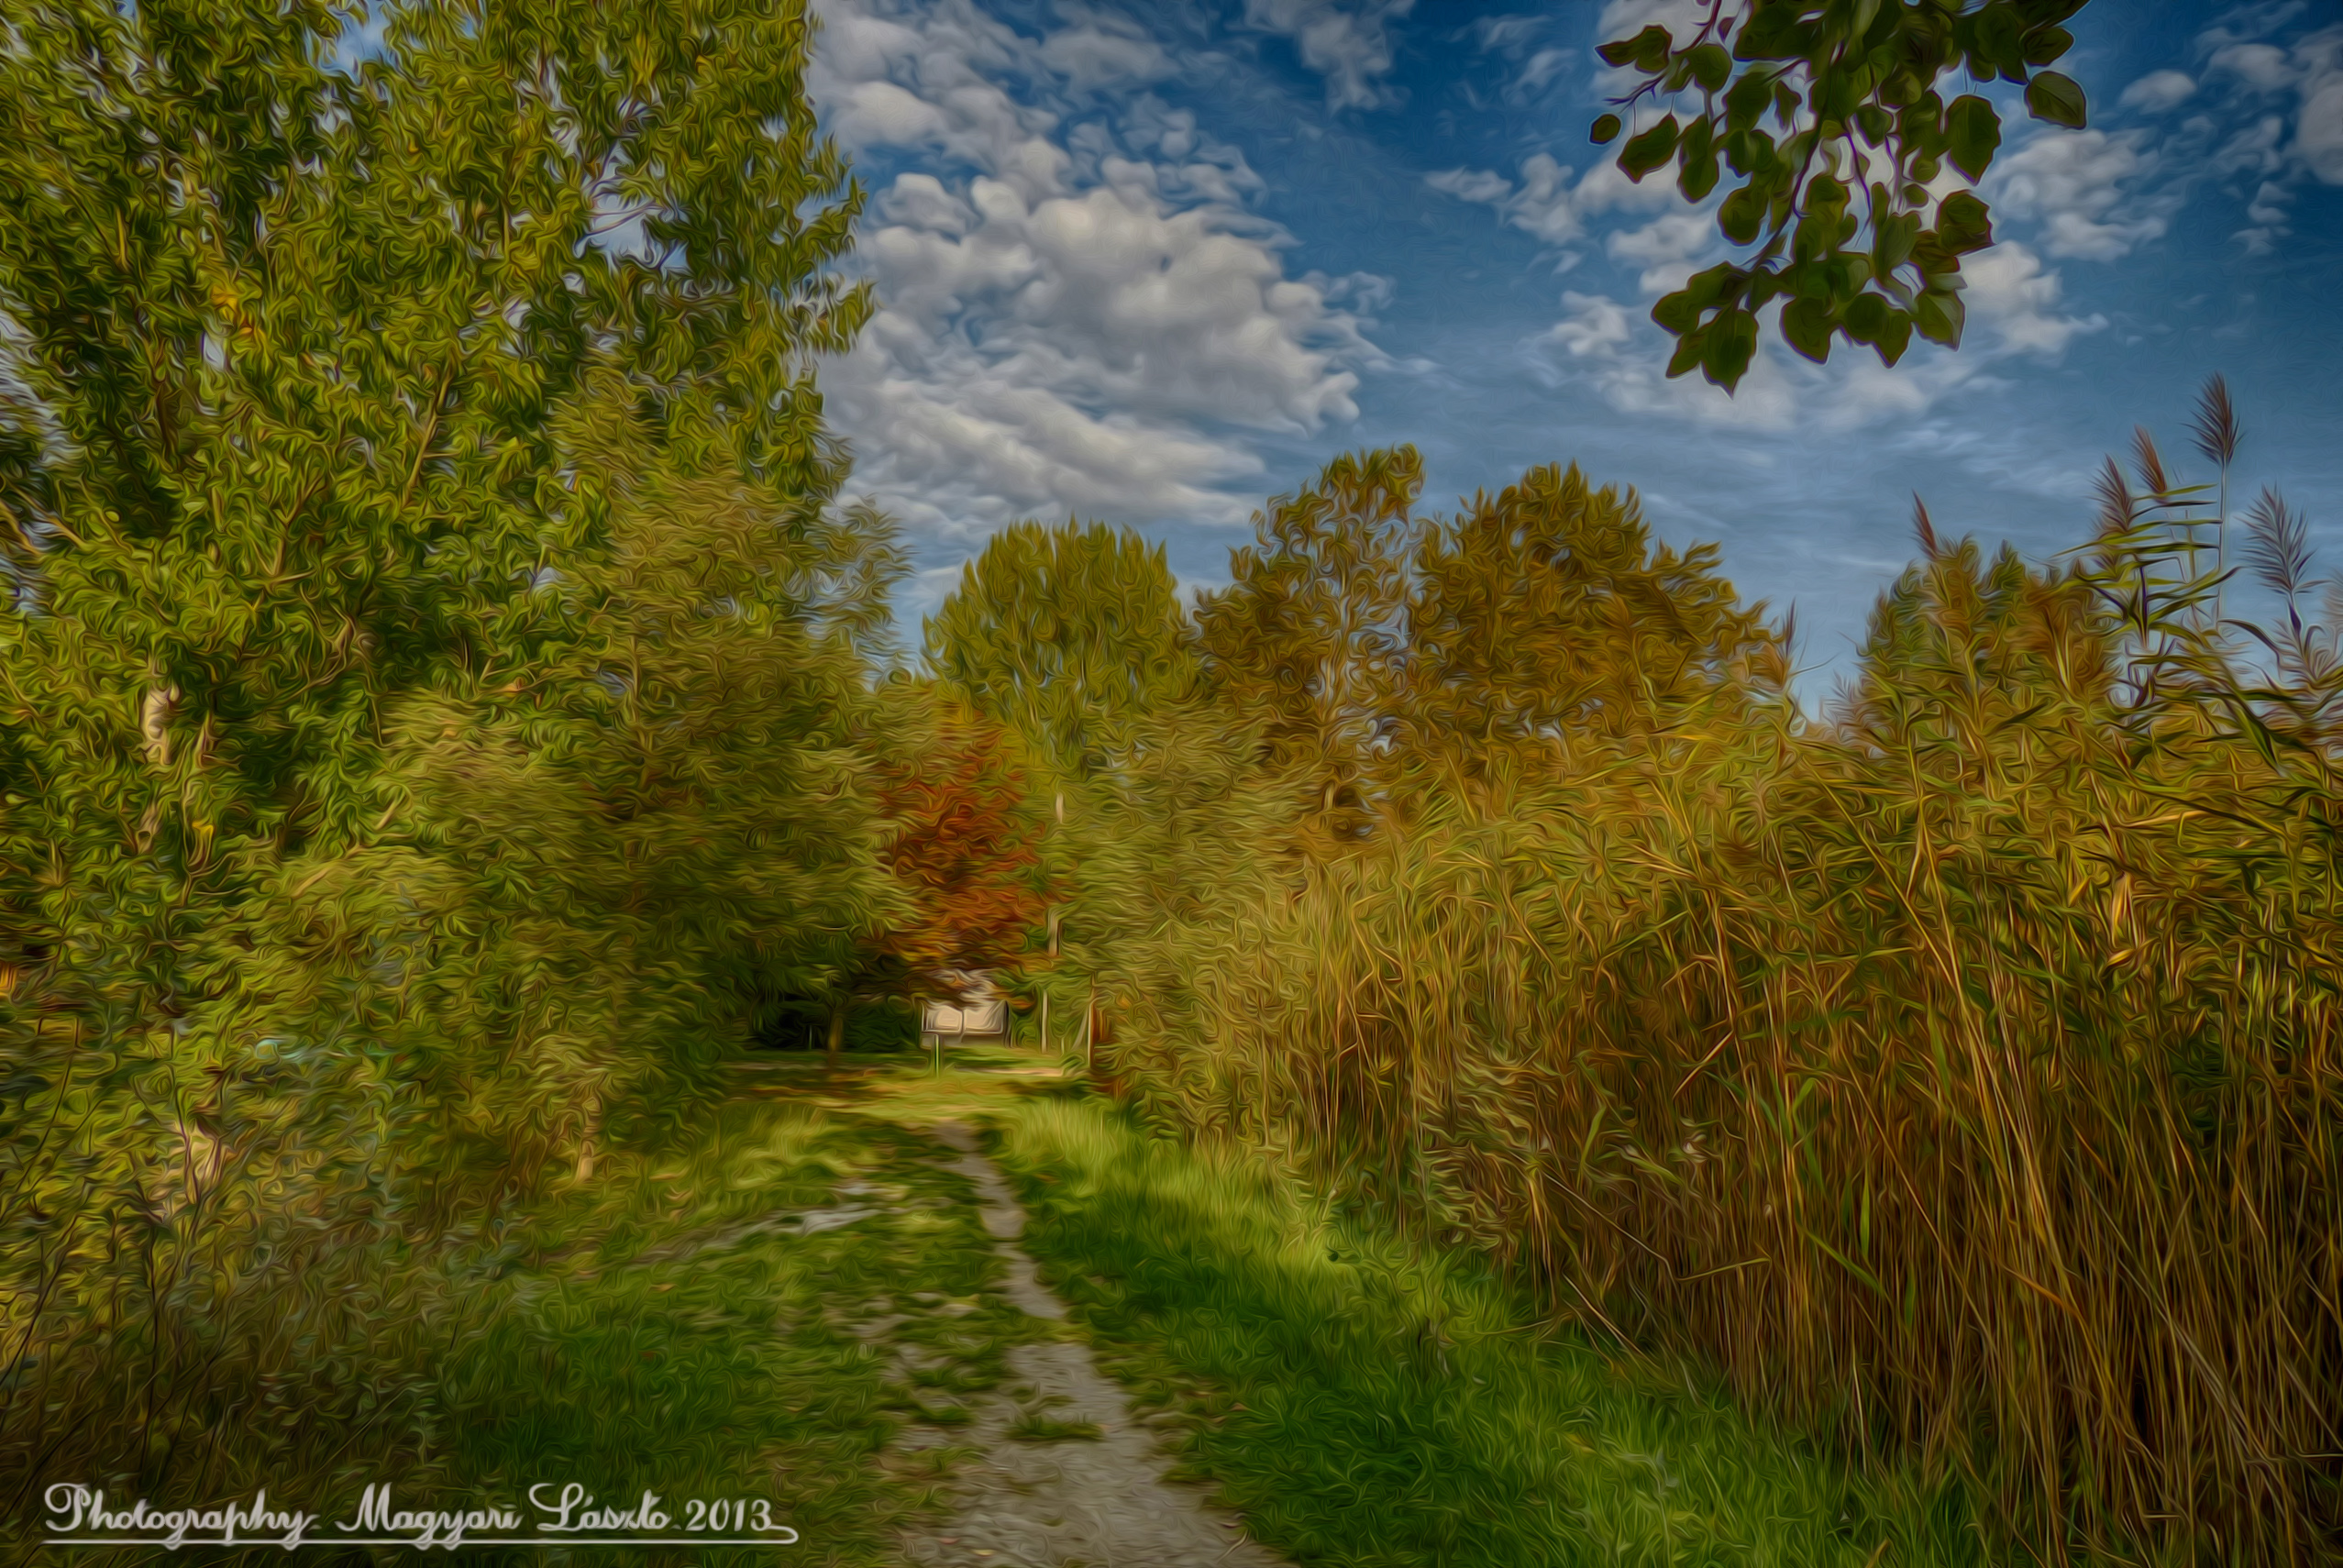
1192 447 1421 852
1408 461 1787 777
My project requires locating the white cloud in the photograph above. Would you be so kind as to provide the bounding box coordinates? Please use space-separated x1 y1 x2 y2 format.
809 0 1378 540
1423 151 1674 251
1604 209 1716 293
1986 128 2170 260
2212 41 2298 93
1960 241 2105 358
1241 0 1416 111
2194 20 2343 188
2298 54 2343 181
1541 291 1630 358
1467 15 1542 54
2121 71 2197 112
1508 48 1575 102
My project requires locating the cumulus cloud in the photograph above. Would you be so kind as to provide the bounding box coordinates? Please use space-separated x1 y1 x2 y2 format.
2121 70 2197 112
1523 230 2098 441
1423 151 1674 251
809 0 1379 539
1986 128 2172 260
2298 53 2343 181
1241 0 1416 111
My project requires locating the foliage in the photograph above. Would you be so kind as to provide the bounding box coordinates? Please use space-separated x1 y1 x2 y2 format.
1592 0 2094 389
923 519 1198 784
0 0 910 1504
1046 421 2343 1562
992 1097 1984 1567
1192 447 1420 850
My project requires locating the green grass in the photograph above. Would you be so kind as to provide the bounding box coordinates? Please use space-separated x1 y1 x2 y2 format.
989 1096 1989 1568
423 1090 1050 1568
84 1079 1045 1568
1003 1408 1106 1443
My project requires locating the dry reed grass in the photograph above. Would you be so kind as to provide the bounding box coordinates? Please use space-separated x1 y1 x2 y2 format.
1071 427 2343 1563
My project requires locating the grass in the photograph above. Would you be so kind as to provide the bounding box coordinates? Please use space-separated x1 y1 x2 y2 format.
30 1068 1050 1568
429 1091 1041 1568
989 1094 1988 1568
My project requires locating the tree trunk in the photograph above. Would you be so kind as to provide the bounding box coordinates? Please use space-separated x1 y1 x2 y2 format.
826 998 846 1067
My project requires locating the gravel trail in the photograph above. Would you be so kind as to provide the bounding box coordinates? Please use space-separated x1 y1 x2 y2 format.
893 1122 1289 1568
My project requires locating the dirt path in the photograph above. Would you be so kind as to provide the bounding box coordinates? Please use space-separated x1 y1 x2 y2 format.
893 1122 1289 1568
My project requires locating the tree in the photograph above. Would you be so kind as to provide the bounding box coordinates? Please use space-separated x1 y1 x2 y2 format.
803 699 1047 1064
0 0 901 1490
1592 0 2094 389
923 520 1199 782
1193 447 1421 851
1408 462 1786 771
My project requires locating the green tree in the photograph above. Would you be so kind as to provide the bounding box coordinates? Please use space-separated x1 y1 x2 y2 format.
1592 0 2094 388
923 519 1199 782
0 0 900 1493
1193 447 1421 851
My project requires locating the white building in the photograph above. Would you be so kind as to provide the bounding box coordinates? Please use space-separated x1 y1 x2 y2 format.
920 971 1009 1050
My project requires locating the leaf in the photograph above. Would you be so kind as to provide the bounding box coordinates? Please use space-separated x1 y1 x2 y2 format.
2026 70 2088 128
1719 185 1765 246
1913 290 1966 348
1842 293 1889 344
1597 24 1673 70
1688 43 1732 93
2023 24 2074 65
1665 324 1708 378
1619 116 1681 182
1946 94 2002 181
1872 306 1914 365
1699 309 1759 389
1937 191 1995 254
1677 118 1720 201
1590 114 1622 145
1782 298 1835 363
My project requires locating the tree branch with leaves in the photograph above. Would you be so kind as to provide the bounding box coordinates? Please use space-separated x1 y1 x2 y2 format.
1592 0 2092 389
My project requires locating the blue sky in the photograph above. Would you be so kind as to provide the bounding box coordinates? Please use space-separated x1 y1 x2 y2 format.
805 0 2343 695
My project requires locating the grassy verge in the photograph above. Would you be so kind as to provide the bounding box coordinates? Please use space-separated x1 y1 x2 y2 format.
79 1067 1044 1568
990 1096 1989 1568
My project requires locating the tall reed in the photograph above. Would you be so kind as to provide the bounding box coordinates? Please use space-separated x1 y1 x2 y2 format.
1064 445 2343 1562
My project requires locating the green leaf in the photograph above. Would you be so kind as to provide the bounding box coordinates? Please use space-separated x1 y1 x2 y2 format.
1590 114 1622 145
1842 293 1890 344
1699 309 1759 390
1619 116 1681 182
1936 191 1995 254
1913 290 1966 348
1678 118 1720 201
1688 43 1732 93
1872 306 1914 365
1725 71 1774 131
1853 105 1891 145
1597 24 1673 70
2023 24 2074 65
1665 324 1708 378
2026 70 2089 128
1719 185 1766 245
1782 298 1835 363
1946 94 2002 181
1652 287 1703 336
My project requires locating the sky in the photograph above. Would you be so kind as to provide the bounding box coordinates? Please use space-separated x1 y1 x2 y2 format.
803 0 2343 695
